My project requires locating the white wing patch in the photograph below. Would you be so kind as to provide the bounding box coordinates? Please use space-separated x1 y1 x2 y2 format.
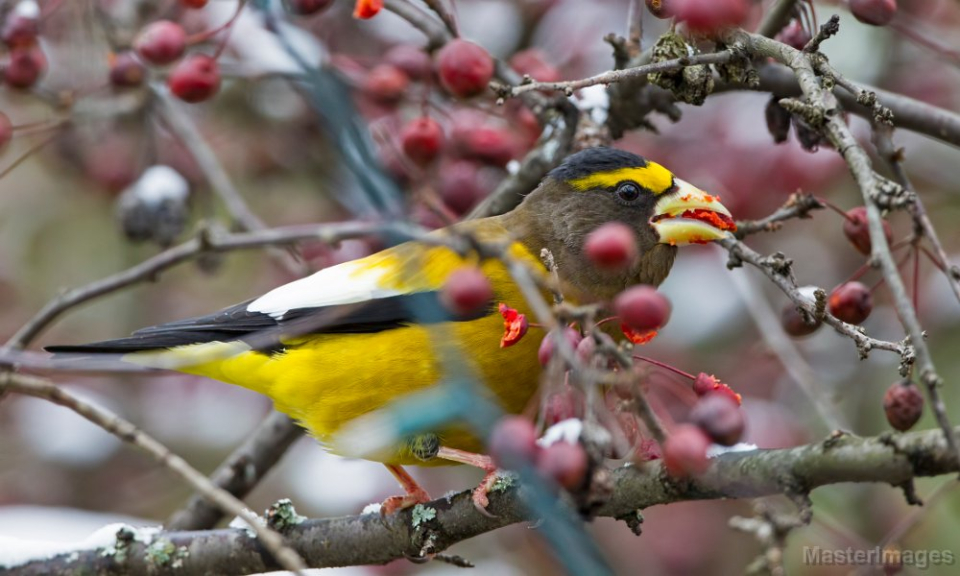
247 260 401 319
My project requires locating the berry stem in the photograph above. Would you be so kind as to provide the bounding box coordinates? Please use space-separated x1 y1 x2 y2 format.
632 355 696 381
816 196 855 222
0 132 58 181
913 244 920 316
187 0 248 51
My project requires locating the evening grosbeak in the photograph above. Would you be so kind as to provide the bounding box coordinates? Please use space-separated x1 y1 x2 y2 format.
48 147 735 512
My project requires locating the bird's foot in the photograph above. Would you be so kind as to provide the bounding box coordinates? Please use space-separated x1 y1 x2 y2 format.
435 446 499 517
381 463 432 515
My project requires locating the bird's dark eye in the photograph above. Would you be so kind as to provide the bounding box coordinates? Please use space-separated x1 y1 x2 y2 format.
616 182 641 203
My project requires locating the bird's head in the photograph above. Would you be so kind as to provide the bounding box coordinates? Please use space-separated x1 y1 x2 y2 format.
507 147 736 300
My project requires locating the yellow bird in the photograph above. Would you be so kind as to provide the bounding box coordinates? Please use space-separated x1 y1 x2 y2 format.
48 147 735 512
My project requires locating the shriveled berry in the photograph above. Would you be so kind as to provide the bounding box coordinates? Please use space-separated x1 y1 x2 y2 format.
781 303 821 337
436 39 494 98
765 96 791 144
509 49 560 83
646 0 675 18
441 267 493 316
776 19 812 50
538 327 583 366
793 116 823 152
585 222 638 270
385 44 432 81
133 20 186 66
850 0 897 26
672 0 748 33
3 45 45 88
284 0 334 16
828 281 873 324
0 112 12 152
488 416 540 467
109 52 147 88
400 117 443 166
883 381 923 431
663 424 711 477
537 441 589 490
168 54 221 103
363 64 409 105
614 286 671 333
843 206 894 255
690 392 744 446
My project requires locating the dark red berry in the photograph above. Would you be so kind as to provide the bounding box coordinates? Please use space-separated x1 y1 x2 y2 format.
285 0 335 16
0 112 12 152
109 52 147 88
488 416 540 467
436 39 494 98
134 20 186 66
538 327 583 366
843 206 894 255
663 424 712 477
585 222 639 269
776 19 812 50
614 286 671 333
363 64 409 105
3 45 45 88
181 0 209 8
438 160 486 215
883 380 923 431
400 117 444 166
168 54 221 103
440 267 493 316
690 392 744 446
793 116 823 152
781 303 821 337
385 44 432 81
828 281 873 324
509 49 560 83
537 442 589 490
850 0 897 27
672 0 748 33
765 96 791 144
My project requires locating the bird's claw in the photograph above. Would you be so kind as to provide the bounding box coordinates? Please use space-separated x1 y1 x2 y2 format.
471 468 500 518
380 487 432 516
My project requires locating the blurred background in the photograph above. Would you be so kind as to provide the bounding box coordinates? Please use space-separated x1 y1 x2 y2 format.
2 0 960 574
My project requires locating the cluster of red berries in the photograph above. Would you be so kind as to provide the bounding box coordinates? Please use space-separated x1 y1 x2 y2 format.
128 18 220 103
488 416 590 491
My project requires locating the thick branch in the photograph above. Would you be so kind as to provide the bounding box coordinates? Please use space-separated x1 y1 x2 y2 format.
8 426 959 575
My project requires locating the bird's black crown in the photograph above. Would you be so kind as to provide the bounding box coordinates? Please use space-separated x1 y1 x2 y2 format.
547 147 648 182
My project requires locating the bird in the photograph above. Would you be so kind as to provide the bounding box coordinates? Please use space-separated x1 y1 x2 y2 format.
47 146 735 513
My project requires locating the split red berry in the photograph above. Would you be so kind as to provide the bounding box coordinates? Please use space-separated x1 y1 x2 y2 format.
843 206 893 255
672 0 748 33
663 424 712 477
509 49 560 83
883 380 923 431
499 303 529 347
537 327 583 366
850 0 897 27
537 441 589 490
436 39 494 99
585 222 639 270
363 64 409 105
781 303 821 337
385 44 432 81
690 392 744 446
828 281 873 324
693 372 741 405
614 286 671 333
134 20 186 66
2 1 40 49
168 54 221 103
3 45 45 88
0 112 12 152
400 117 444 166
109 52 147 88
354 0 384 19
645 0 675 19
285 0 335 16
441 267 493 316
776 19 812 50
488 415 540 467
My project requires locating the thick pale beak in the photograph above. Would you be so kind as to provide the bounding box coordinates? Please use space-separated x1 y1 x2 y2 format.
651 178 736 246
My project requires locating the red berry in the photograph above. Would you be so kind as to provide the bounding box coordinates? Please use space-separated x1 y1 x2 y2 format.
438 160 485 215
645 0 675 18
0 112 12 152
109 52 147 88
672 0 748 33
353 0 383 19
883 380 923 431
585 222 639 270
134 20 186 66
2 3 40 49
692 373 741 405
843 206 893 255
385 44 432 81
828 281 873 325
543 390 584 426
285 0 335 16
400 117 444 166
168 54 221 103
441 267 493 316
614 286 671 333
180 0 209 7
663 424 712 477
575 336 597 362
509 49 560 83
781 303 821 337
776 19 812 50
363 64 409 105
690 392 744 446
850 0 897 27
436 39 494 99
3 45 45 88
454 125 517 166
537 442 589 490
488 416 540 467
537 327 583 366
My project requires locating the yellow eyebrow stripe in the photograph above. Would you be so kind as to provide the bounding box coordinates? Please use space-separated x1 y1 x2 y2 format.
567 163 674 195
